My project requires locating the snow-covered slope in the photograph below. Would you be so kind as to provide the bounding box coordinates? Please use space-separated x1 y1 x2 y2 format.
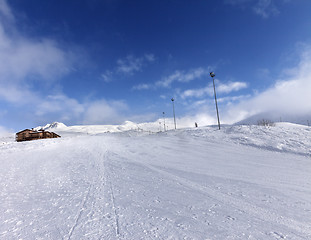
182 122 311 157
34 119 182 136
34 121 158 136
1 123 310 239
236 111 311 126
34 122 68 131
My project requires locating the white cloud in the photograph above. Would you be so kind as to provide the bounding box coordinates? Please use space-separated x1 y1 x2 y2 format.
224 0 252 5
0 23 70 85
34 93 129 125
173 113 217 128
181 81 247 99
132 83 153 90
116 54 154 75
181 86 212 99
0 125 12 136
102 53 155 82
222 45 311 123
0 38 69 83
0 1 132 128
0 0 73 106
117 55 143 75
218 81 248 94
0 0 85 127
253 0 279 18
218 94 251 104
0 0 14 22
192 99 208 108
128 113 158 124
256 68 270 78
225 0 286 18
144 53 155 62
83 99 128 124
156 68 210 88
183 46 311 125
101 70 113 83
0 84 38 104
36 94 84 120
132 67 212 91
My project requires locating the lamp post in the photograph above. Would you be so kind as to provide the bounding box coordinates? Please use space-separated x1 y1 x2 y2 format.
171 98 176 129
163 112 166 132
210 72 221 130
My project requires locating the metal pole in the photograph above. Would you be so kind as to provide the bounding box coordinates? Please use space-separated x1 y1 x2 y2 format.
171 98 176 129
163 112 166 132
210 72 221 130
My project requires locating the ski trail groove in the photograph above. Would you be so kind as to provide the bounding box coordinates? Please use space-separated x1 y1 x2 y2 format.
104 151 121 238
112 152 311 237
67 184 92 240
147 164 311 236
109 180 120 237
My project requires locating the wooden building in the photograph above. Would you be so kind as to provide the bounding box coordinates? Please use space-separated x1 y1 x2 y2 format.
16 129 61 142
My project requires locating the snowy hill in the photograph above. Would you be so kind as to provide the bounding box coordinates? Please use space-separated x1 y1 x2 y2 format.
34 120 173 136
1 123 311 239
236 111 311 126
32 121 311 156
34 121 68 131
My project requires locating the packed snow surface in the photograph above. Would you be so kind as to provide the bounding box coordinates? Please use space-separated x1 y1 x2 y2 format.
1 123 311 239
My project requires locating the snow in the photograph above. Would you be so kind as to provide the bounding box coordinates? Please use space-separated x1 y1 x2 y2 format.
1 123 311 239
34 122 68 131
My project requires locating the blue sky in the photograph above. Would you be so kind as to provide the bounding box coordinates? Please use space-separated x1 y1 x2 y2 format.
1 0 311 131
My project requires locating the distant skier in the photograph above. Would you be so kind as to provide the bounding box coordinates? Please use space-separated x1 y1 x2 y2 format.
195 122 198 128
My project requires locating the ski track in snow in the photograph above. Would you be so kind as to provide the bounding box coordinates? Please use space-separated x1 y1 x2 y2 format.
106 156 121 238
0 124 311 239
111 151 310 236
67 184 92 240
